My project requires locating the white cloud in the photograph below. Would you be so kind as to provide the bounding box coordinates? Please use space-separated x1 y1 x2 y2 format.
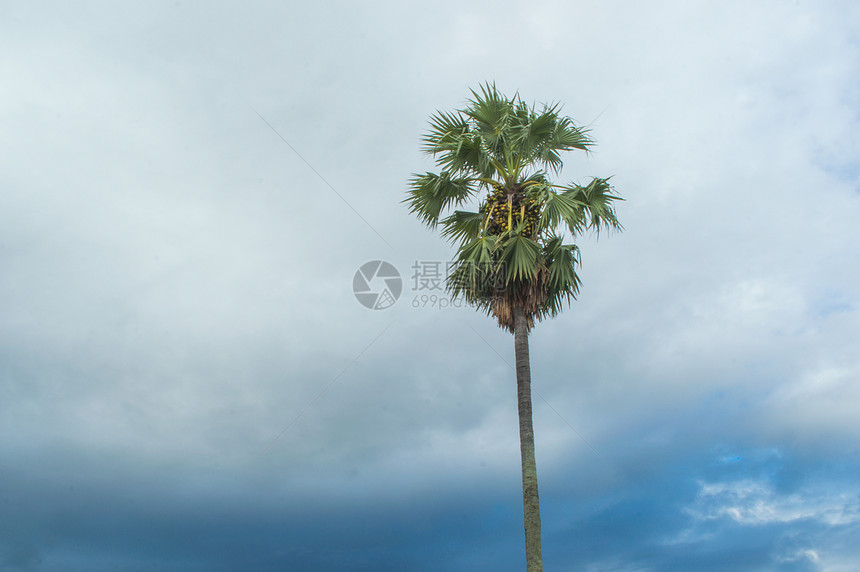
687 477 860 527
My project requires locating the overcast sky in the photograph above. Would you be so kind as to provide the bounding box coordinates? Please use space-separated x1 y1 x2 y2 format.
2 1 859 570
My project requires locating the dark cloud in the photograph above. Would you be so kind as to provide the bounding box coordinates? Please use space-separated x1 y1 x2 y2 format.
3 437 857 570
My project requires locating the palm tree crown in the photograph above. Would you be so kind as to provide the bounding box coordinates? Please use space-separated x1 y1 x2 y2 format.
405 84 623 332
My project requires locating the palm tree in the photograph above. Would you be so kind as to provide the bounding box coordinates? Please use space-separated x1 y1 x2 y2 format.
405 84 622 571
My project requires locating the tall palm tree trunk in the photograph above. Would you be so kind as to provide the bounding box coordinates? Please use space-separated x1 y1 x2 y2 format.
514 305 542 571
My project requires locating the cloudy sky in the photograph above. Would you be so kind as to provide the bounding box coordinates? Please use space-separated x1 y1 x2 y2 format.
2 1 859 570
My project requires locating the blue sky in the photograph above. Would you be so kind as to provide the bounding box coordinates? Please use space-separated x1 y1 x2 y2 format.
2 1 859 570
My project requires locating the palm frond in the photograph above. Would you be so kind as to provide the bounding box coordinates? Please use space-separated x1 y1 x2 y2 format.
562 177 623 235
447 235 500 301
536 189 587 237
513 105 556 160
440 210 484 245
543 238 581 310
465 84 509 130
404 172 477 227
552 116 592 152
422 111 469 151
499 234 541 283
436 133 491 176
